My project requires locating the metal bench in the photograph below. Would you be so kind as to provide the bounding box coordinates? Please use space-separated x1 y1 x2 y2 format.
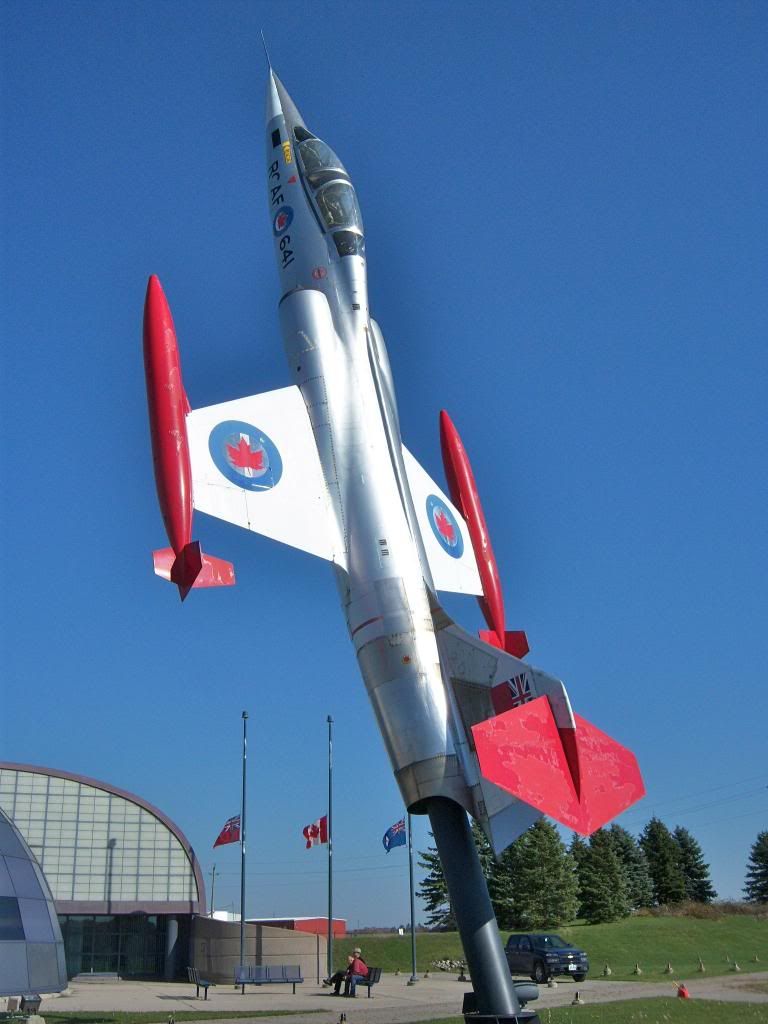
353 965 382 997
187 966 215 999
235 964 303 994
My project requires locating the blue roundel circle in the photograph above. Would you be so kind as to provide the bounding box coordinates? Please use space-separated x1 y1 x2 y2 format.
426 495 463 558
273 206 294 235
208 421 283 491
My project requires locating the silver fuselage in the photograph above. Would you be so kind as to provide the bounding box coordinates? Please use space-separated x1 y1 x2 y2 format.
266 73 472 812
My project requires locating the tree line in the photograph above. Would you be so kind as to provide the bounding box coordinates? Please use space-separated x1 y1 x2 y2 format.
418 820 768 929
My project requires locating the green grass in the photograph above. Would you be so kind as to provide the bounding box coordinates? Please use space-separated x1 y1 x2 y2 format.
44 1013 315 1024
37 998 768 1024
339 915 766 980
420 997 768 1023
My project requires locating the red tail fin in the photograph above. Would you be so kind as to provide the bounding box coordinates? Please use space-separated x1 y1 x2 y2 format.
153 542 235 601
472 696 644 835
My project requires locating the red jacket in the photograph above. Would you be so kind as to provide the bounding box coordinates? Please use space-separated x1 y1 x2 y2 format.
348 957 368 977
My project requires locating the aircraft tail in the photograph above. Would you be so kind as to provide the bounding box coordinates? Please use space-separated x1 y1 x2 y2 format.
433 604 644 848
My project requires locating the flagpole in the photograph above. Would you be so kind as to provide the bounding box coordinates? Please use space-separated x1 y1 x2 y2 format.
240 710 248 970
210 864 216 918
327 714 334 979
407 812 418 985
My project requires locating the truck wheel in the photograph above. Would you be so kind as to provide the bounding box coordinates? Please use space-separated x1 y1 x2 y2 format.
573 973 586 982
532 961 549 984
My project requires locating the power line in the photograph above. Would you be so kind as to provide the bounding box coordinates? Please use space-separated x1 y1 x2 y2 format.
619 777 767 824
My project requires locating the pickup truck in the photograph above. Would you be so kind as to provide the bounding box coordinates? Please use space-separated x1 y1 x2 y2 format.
504 933 589 983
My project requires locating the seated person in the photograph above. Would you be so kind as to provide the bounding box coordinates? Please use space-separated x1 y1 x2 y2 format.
343 949 369 997
324 954 354 995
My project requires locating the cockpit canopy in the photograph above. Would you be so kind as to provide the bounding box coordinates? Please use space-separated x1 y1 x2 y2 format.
295 127 364 257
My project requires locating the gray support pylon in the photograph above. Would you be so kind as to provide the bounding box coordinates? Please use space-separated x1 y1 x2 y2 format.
426 797 521 1017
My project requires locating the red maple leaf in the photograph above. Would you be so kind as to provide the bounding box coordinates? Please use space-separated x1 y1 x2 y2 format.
435 509 455 543
227 437 264 470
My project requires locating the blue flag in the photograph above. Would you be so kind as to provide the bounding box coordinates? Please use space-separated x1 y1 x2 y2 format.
382 817 407 853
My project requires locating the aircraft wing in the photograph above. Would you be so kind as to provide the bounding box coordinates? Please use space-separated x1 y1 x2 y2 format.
185 385 345 565
401 446 483 597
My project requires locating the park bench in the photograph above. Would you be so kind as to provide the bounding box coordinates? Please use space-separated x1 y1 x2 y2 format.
235 964 304 994
187 966 215 999
352 965 382 997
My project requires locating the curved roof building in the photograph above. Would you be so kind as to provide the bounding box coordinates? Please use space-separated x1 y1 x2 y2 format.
0 805 67 995
0 764 206 979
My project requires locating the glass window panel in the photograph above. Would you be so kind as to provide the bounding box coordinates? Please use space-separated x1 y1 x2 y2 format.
18 897 55 942
0 896 25 939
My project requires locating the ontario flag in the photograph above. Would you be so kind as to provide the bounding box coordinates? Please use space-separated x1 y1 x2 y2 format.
382 817 406 853
213 815 241 848
302 815 328 849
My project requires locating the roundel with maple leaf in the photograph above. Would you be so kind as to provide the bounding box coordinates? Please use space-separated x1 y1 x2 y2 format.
426 495 463 558
208 420 283 491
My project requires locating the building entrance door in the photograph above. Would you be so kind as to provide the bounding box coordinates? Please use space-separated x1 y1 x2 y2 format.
60 915 167 977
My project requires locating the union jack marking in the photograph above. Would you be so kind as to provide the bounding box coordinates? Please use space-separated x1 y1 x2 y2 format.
504 673 532 709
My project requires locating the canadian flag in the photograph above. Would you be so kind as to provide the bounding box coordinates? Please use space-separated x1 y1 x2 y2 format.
302 814 328 849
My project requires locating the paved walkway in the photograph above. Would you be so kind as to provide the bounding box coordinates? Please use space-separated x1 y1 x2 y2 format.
39 971 768 1024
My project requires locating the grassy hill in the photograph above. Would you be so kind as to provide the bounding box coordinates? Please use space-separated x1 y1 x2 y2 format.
424 999 768 1024
339 915 767 981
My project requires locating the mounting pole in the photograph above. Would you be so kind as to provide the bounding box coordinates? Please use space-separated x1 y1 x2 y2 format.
239 711 248 968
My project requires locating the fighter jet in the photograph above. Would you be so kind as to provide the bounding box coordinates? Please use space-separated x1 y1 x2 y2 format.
143 68 644 1014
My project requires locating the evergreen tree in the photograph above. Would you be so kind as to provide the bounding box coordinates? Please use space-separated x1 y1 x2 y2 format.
577 829 631 923
417 824 494 929
472 820 495 880
569 834 589 873
489 837 523 931
568 834 589 918
507 820 579 929
416 837 455 929
744 831 768 904
605 824 654 909
673 826 717 903
640 817 687 905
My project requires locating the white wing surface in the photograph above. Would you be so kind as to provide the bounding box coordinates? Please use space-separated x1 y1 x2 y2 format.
401 446 482 596
186 385 345 565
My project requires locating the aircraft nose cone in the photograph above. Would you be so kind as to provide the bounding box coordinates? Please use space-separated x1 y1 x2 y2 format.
266 70 307 132
266 70 282 124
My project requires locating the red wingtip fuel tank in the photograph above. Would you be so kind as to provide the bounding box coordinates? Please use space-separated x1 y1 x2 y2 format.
142 275 235 600
440 411 528 656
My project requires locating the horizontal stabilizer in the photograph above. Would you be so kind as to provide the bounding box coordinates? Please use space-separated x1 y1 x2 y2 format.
472 696 645 835
153 542 236 601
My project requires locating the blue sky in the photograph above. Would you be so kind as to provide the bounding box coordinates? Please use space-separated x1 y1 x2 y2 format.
2 1 766 927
